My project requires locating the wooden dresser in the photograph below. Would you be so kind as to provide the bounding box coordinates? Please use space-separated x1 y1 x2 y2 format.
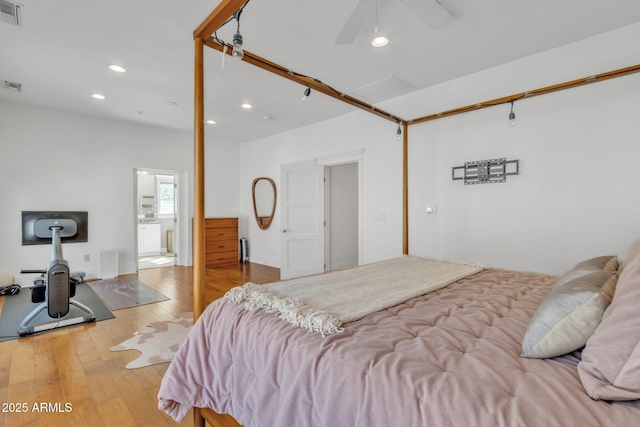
205 218 239 267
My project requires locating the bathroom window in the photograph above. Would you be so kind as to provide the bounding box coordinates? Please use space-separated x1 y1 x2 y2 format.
158 180 175 216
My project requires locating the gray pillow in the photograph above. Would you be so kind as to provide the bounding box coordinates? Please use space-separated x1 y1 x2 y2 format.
521 270 617 359
554 256 617 289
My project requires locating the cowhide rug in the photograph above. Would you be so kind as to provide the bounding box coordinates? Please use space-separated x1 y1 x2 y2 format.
111 312 193 369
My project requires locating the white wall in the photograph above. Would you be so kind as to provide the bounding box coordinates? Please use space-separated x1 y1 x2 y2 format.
238 22 640 275
0 101 240 284
205 136 240 219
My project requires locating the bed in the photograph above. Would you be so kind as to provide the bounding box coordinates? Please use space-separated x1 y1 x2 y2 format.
179 2 640 426
158 252 640 426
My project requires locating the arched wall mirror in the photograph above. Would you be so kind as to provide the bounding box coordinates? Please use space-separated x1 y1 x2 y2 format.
252 177 277 230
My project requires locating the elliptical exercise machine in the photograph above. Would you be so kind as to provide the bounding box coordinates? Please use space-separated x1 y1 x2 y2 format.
19 222 96 336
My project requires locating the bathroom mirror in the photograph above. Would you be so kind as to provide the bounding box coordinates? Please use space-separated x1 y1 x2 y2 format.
252 177 277 230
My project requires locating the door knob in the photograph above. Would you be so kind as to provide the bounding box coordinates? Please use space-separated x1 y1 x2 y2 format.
281 228 288 233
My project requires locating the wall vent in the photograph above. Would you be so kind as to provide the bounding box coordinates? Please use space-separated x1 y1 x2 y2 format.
97 249 118 279
0 0 21 26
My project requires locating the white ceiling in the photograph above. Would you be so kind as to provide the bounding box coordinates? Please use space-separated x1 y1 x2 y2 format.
1 0 639 143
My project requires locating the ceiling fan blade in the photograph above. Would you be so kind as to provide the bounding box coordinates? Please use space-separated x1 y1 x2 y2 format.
401 0 452 30
335 0 376 45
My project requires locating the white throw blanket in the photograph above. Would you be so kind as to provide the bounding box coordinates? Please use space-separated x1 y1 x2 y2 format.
224 256 485 335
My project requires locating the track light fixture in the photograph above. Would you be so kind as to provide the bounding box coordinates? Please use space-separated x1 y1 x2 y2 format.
212 1 251 62
508 99 516 127
232 32 243 59
301 88 311 102
232 30 244 60
232 8 245 60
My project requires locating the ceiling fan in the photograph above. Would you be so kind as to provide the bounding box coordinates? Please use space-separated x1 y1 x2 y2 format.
335 0 452 45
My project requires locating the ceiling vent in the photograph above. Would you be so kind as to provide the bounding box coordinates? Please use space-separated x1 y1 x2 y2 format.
349 75 416 104
0 0 21 26
4 80 22 92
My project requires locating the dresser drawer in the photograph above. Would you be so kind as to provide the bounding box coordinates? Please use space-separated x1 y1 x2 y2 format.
206 228 237 241
205 218 238 229
205 239 238 254
206 250 238 266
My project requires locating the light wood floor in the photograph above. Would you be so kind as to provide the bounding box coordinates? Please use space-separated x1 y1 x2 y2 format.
0 263 280 427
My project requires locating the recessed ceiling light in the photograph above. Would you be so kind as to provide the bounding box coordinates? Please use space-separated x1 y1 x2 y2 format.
167 101 178 106
206 119 216 124
371 36 389 47
91 93 106 100
241 103 253 109
108 64 127 73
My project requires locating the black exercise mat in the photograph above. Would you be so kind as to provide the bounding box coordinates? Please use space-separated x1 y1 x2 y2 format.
89 278 170 310
0 283 115 342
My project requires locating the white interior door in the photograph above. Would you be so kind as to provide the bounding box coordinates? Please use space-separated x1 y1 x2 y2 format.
280 163 325 280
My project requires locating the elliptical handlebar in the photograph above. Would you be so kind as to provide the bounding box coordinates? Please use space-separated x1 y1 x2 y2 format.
51 226 64 263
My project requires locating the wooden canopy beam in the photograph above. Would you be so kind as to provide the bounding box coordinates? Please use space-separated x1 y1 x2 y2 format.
204 39 405 124
408 63 640 125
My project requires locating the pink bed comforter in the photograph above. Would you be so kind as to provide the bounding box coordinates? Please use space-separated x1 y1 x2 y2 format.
158 269 640 426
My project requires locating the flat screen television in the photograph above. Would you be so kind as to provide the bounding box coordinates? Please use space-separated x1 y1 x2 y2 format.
21 211 88 245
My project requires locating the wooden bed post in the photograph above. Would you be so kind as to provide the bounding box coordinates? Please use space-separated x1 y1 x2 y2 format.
192 3 250 427
403 121 409 255
193 1 248 326
193 36 205 322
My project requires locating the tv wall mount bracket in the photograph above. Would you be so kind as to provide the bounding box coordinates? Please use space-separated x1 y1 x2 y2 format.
452 158 519 185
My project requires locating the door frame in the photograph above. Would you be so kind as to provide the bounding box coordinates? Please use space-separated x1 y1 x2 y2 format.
316 150 364 268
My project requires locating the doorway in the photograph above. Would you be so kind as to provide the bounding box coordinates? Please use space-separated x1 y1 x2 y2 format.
326 163 359 271
280 150 363 280
134 168 180 271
